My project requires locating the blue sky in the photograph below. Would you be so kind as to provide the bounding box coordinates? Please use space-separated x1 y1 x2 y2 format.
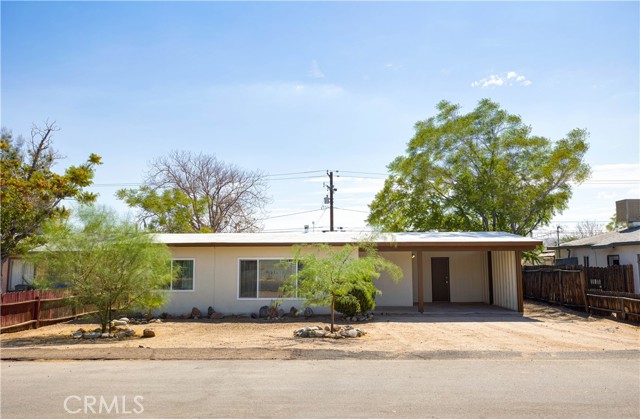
2 1 639 238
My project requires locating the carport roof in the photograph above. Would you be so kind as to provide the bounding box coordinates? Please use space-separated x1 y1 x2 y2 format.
154 231 541 251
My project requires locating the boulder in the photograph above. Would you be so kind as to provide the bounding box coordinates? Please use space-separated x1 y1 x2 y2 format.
250 313 258 319
208 306 215 316
277 308 285 318
290 306 299 317
303 307 314 318
111 320 128 327
71 331 83 339
210 312 224 320
83 332 100 339
259 305 270 318
142 329 155 338
347 329 358 338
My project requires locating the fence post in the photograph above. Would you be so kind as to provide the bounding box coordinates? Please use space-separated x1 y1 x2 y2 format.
579 269 589 314
558 270 564 305
34 296 41 329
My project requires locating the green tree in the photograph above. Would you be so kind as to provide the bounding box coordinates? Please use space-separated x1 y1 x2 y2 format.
368 99 590 236
117 150 270 233
280 243 402 332
0 123 102 266
31 207 174 334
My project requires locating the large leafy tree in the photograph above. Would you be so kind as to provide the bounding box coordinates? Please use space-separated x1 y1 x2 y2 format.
117 151 270 233
32 206 174 333
0 123 102 266
368 99 591 235
280 243 402 332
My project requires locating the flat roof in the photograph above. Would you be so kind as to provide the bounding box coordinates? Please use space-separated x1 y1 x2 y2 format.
154 231 541 251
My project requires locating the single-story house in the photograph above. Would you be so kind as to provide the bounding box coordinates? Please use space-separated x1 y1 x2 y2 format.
552 226 640 292
154 231 541 315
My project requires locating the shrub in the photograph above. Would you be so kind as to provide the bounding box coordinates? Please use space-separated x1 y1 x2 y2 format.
335 283 377 316
335 294 360 317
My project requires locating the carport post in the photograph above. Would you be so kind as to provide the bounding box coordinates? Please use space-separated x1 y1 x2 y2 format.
417 250 424 313
515 251 524 313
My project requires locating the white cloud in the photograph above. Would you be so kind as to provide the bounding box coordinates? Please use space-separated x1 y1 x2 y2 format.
471 71 532 88
309 60 325 79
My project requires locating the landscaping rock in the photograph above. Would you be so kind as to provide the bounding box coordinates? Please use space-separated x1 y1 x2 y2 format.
250 313 258 319
303 307 314 318
142 329 155 338
111 320 128 327
210 313 224 320
71 330 83 339
191 307 202 319
208 306 215 316
83 332 100 339
259 305 270 318
277 308 285 318
290 306 299 317
293 324 365 339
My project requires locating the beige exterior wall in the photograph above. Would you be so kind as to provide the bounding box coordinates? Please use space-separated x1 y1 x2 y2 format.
162 246 312 316
373 251 413 306
412 251 489 304
491 251 518 311
558 245 640 292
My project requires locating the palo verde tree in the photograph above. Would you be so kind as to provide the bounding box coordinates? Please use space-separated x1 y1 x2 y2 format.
0 122 102 267
280 243 402 332
31 206 174 334
117 151 270 233
368 99 591 236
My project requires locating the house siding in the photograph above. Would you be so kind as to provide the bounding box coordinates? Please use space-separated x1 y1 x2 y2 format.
373 251 413 306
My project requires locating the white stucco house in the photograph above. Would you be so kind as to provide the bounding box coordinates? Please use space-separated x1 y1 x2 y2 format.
553 226 640 292
154 231 541 315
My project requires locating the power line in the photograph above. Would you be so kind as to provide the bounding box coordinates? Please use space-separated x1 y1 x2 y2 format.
260 208 322 220
334 206 369 214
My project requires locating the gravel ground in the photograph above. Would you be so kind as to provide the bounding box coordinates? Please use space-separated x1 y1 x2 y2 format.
1 301 638 360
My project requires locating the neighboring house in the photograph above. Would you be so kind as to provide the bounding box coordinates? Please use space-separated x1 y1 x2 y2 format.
552 226 640 292
552 199 640 292
154 231 541 315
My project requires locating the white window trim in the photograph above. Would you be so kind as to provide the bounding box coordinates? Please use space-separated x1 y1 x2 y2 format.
237 257 301 300
168 258 196 292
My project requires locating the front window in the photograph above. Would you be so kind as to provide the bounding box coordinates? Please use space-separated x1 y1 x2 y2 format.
169 259 195 291
9 259 35 291
238 259 298 299
607 255 620 266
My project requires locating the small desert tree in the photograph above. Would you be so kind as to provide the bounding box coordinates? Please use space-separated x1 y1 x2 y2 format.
280 243 402 332
31 206 174 333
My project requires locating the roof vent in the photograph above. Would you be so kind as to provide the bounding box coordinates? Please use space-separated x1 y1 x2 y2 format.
616 199 640 225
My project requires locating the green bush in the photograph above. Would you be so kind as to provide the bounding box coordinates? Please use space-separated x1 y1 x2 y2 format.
351 285 376 313
335 294 360 317
335 283 377 316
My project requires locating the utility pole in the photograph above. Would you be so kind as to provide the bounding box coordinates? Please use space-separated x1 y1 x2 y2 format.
326 171 337 232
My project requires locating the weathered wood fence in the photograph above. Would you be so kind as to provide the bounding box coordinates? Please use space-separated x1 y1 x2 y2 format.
523 265 640 323
0 290 94 333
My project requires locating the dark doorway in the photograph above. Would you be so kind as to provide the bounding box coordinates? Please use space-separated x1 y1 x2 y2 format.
431 257 450 302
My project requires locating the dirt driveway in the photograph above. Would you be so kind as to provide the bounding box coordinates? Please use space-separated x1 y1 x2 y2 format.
1 302 638 361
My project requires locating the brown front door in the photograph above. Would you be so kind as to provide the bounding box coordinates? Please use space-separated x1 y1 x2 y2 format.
431 257 450 302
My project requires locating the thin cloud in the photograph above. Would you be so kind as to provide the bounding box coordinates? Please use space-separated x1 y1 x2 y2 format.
309 60 325 79
471 71 532 88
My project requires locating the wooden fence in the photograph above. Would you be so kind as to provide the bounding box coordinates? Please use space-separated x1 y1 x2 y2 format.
0 290 94 333
523 265 640 323
586 290 640 323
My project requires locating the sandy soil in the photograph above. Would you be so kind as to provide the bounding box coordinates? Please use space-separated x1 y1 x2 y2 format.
1 302 638 360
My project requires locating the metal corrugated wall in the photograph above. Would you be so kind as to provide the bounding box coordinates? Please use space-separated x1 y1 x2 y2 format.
492 251 518 311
